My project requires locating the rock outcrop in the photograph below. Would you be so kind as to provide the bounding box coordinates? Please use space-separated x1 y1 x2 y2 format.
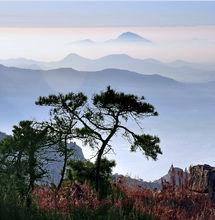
113 174 161 190
189 164 215 202
113 165 188 190
40 141 85 184
159 165 189 189
68 142 85 161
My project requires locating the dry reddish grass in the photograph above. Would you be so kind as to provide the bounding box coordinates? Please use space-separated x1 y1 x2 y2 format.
117 184 215 220
33 178 215 219
33 183 108 214
115 167 215 220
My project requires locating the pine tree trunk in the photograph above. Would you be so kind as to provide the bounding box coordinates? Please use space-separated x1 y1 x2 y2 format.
27 149 36 208
57 137 68 191
95 127 117 196
95 144 106 198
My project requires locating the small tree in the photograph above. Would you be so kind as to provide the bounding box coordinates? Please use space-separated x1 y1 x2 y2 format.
36 93 87 190
0 120 49 207
0 135 27 203
36 87 162 195
44 117 76 191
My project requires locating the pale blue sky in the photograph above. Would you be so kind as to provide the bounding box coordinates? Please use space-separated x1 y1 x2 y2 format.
0 1 214 27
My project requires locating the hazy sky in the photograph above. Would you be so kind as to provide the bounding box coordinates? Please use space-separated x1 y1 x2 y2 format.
0 1 214 62
0 1 214 27
0 26 215 63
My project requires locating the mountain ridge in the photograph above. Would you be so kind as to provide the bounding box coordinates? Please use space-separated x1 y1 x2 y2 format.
1 53 215 83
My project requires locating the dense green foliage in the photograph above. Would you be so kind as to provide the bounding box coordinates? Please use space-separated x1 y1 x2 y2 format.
0 199 153 220
0 200 62 220
69 205 153 220
67 158 116 198
0 120 49 207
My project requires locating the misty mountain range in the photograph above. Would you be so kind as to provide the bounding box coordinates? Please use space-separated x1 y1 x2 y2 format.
1 54 215 83
70 32 152 45
0 63 214 128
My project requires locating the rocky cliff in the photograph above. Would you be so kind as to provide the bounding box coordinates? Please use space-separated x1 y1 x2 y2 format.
46 141 85 184
189 164 215 202
114 164 215 203
0 131 7 141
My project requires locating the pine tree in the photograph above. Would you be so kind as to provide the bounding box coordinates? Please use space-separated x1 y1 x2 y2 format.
36 87 162 196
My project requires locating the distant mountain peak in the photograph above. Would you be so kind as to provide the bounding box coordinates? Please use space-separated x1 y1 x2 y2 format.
70 39 95 45
117 32 151 43
69 32 151 46
143 58 161 63
62 53 90 62
100 54 132 60
77 39 94 43
64 53 82 58
118 32 140 39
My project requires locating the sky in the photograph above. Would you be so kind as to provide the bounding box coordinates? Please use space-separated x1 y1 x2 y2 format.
0 1 214 27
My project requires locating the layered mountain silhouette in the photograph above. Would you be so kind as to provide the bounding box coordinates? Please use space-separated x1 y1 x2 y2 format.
1 54 215 83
